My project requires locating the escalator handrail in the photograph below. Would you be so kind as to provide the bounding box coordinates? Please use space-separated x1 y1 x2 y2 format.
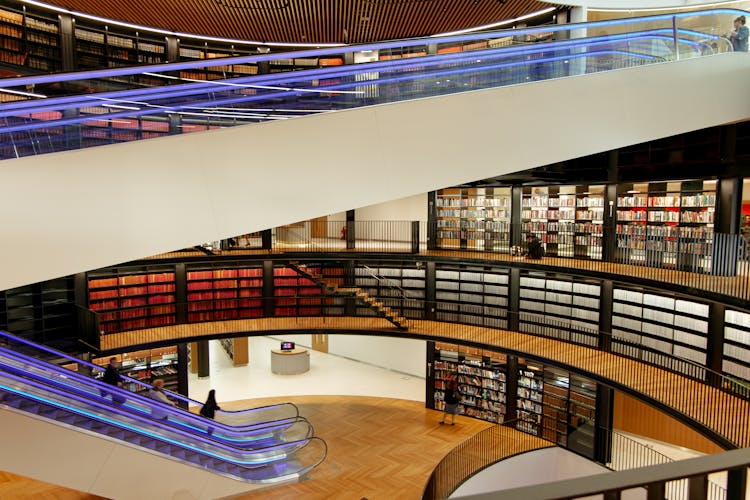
0 367 321 467
0 347 313 443
0 330 300 421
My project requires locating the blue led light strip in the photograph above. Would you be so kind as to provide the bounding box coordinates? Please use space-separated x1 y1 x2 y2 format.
0 330 294 422
0 7 743 89
0 347 296 443
0 368 311 466
0 28 685 117
0 49 660 135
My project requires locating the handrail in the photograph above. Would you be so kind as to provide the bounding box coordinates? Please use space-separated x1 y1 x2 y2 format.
451 447 750 500
0 8 741 88
0 329 300 423
360 265 410 299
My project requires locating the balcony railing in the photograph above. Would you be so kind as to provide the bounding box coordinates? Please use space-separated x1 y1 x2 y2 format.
0 8 742 159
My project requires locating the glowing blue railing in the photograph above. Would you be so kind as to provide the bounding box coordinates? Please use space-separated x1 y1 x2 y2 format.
0 8 743 159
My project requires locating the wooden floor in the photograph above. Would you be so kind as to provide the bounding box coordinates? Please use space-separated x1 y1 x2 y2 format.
0 396 552 500
104 317 750 449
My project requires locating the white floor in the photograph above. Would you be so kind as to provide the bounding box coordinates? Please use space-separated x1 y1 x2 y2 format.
187 336 425 404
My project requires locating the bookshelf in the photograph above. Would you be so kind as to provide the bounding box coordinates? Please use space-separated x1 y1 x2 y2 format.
433 343 507 423
178 42 259 80
522 185 604 259
611 287 709 371
187 266 264 322
0 277 75 339
519 272 600 345
88 270 176 333
93 346 180 394
275 265 345 317
74 23 166 71
542 366 597 456
218 337 249 366
434 265 509 328
0 6 60 72
435 187 512 252
354 264 424 318
516 363 544 435
616 181 715 271
723 309 750 382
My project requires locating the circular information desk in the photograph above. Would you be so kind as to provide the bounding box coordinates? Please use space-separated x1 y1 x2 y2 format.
270 347 310 375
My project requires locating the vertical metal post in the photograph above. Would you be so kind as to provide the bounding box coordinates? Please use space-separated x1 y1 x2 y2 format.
672 16 680 60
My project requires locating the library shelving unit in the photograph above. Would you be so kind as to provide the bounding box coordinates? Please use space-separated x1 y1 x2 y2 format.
433 343 507 423
574 186 605 259
0 6 61 72
354 263 424 318
611 287 710 371
435 187 512 252
0 277 76 340
218 337 249 366
723 309 750 383
186 266 264 322
178 42 259 81
434 265 509 328
74 23 167 70
522 185 605 259
88 270 176 333
616 181 715 271
542 366 597 456
516 363 544 435
518 272 601 344
93 346 180 394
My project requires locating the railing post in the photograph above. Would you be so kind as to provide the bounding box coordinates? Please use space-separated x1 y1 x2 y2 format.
647 482 666 500
346 210 355 250
688 474 707 500
727 466 748 500
411 220 420 253
672 16 680 60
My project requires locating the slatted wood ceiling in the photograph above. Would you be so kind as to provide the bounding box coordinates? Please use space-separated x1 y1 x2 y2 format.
40 0 558 44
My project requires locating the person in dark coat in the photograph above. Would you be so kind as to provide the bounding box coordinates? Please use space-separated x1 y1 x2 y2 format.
200 389 222 435
101 356 125 404
525 234 545 259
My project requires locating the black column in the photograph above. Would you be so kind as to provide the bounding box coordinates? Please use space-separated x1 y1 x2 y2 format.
603 183 618 262
411 221 420 253
175 263 187 324
505 356 519 425
166 36 179 62
712 178 742 276
346 210 356 250
598 280 613 351
58 14 75 71
706 302 725 388
196 340 210 378
427 191 438 250
425 262 436 320
508 268 520 331
594 385 614 464
261 229 272 250
511 186 523 247
426 341 436 409
263 260 274 317
176 343 189 407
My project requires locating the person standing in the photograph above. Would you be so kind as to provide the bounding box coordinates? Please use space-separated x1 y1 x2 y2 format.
730 15 749 51
525 234 545 259
101 357 125 405
200 389 222 435
439 378 460 426
148 379 176 420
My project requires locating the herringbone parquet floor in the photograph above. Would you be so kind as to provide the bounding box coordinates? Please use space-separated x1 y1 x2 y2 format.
0 396 551 500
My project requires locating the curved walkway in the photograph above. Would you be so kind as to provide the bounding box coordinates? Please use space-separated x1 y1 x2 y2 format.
103 317 750 448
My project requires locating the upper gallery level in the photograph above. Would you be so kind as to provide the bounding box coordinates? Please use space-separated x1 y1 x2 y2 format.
1 9 750 291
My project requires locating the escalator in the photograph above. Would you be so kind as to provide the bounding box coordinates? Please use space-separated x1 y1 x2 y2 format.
0 330 327 498
0 9 749 290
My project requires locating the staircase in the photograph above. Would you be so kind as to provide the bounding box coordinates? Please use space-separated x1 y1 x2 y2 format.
288 262 409 330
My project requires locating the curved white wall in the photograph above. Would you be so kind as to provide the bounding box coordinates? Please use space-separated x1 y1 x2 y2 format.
1 54 749 290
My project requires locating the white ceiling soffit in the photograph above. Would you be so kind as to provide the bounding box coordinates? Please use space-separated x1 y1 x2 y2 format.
542 0 744 10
